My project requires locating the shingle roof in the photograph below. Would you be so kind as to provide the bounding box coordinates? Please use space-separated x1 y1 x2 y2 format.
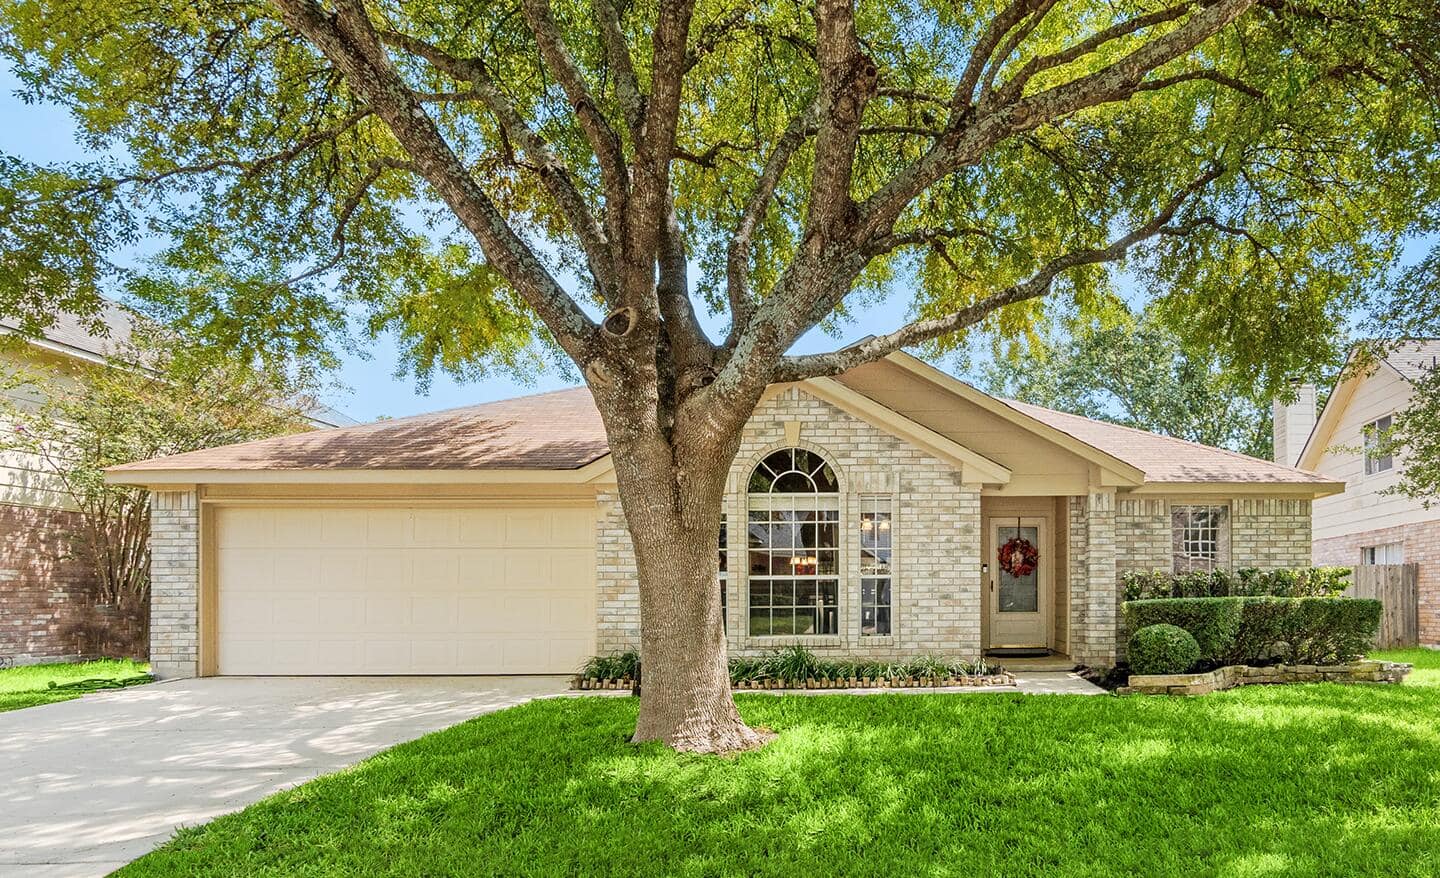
109 386 606 472
1381 339 1440 382
998 398 1333 484
111 377 1332 485
0 299 135 359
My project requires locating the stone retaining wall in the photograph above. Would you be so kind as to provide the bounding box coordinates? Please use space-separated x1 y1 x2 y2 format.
1121 659 1411 695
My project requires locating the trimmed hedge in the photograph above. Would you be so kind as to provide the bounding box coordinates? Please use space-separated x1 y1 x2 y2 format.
1123 598 1242 663
1122 596 1382 666
1128 624 1201 675
1121 567 1351 602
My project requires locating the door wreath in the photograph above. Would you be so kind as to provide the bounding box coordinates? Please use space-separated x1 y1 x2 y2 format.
997 536 1039 577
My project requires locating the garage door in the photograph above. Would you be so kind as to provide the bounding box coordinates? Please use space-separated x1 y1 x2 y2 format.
214 503 596 675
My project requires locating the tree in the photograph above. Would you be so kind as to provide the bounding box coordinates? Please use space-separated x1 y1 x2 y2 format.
0 329 315 641
980 313 1313 458
1 0 1436 752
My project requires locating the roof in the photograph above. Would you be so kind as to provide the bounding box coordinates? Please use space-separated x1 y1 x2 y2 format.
109 371 1332 488
1379 339 1440 382
108 386 607 473
998 399 1334 485
0 299 135 362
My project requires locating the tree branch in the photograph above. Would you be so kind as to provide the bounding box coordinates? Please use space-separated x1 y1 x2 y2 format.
595 0 644 130
773 165 1227 381
724 100 818 346
380 29 619 300
272 0 598 360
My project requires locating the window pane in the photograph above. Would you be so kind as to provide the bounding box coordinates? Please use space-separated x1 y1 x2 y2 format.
818 579 839 606
772 581 795 606
791 608 817 636
816 550 839 575
874 606 891 636
749 609 771 636
749 580 771 607
997 525 1039 613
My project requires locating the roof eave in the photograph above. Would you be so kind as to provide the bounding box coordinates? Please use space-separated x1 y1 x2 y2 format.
104 457 614 488
1127 479 1345 498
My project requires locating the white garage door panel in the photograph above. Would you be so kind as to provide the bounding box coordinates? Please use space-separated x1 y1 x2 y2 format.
215 504 596 675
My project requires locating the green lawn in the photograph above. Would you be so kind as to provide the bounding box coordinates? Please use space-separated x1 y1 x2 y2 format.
0 659 150 712
121 649 1440 877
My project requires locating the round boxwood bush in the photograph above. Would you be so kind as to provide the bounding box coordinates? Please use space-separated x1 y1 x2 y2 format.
1128 624 1201 676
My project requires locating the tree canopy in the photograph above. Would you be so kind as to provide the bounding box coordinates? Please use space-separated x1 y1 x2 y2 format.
1 0 1435 396
980 311 1306 458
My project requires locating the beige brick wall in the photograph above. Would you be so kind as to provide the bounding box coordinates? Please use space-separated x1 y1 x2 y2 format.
1232 498 1313 569
595 386 982 660
149 490 199 679
1068 490 1117 665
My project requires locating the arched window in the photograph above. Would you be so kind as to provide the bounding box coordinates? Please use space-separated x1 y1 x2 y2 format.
747 448 840 635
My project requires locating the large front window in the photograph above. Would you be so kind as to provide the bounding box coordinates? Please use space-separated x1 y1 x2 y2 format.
747 448 840 636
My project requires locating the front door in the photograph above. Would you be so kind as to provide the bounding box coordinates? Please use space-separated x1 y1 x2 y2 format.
987 517 1049 649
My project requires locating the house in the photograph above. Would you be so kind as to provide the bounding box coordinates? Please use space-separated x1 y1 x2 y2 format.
1284 340 1440 647
0 302 356 665
107 352 1341 679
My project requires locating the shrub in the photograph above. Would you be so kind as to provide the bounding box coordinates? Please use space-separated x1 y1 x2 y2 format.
1231 597 1381 665
1128 624 1201 675
1121 567 1351 601
1123 598 1243 662
1122 597 1382 666
578 651 641 680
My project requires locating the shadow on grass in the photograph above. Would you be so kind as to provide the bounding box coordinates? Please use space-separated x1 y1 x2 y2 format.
116 683 1440 877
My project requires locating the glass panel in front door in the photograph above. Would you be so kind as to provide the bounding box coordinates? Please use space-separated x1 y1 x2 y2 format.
997 525 1039 613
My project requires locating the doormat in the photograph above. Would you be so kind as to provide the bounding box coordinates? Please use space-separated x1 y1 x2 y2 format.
985 648 1052 658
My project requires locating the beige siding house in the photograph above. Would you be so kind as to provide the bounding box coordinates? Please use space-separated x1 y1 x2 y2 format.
1292 340 1440 646
109 353 1340 679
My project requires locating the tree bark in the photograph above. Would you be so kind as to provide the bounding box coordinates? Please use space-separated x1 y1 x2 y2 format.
606 410 770 754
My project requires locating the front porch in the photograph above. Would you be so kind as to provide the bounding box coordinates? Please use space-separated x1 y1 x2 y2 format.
980 493 1117 667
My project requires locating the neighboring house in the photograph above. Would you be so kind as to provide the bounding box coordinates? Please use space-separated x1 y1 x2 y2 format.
1285 340 1440 647
0 302 356 665
108 352 1340 679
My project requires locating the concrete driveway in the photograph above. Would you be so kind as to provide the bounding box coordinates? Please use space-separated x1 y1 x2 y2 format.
0 675 573 877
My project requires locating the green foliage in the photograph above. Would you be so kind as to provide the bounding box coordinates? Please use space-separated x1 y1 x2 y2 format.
1124 597 1382 666
0 0 1434 395
1121 567 1352 601
0 325 318 609
578 651 642 680
1127 624 1202 676
981 311 1293 457
582 647 1000 684
1124 598 1244 663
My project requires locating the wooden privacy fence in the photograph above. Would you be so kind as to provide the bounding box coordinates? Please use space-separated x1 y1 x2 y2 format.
1346 564 1419 649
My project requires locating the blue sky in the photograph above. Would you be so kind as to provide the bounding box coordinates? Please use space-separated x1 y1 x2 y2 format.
0 68 924 421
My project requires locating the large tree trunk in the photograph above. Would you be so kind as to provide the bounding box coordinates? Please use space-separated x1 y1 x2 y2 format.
607 412 770 754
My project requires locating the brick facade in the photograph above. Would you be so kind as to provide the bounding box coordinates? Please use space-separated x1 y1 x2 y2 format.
150 490 200 678
0 503 98 664
1314 519 1440 647
142 396 1323 675
597 386 984 660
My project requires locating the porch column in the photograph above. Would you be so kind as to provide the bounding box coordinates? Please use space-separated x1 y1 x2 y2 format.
1069 488 1118 666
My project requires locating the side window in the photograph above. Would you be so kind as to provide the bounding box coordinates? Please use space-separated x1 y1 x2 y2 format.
1171 505 1230 573
718 515 727 632
1364 415 1394 475
859 496 893 636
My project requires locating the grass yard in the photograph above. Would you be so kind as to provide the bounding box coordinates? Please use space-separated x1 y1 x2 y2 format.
120 649 1440 877
0 658 150 712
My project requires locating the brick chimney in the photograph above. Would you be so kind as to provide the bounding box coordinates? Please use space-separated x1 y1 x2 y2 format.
1272 382 1316 467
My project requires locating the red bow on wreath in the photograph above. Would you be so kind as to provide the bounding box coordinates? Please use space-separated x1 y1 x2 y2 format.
998 536 1039 577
